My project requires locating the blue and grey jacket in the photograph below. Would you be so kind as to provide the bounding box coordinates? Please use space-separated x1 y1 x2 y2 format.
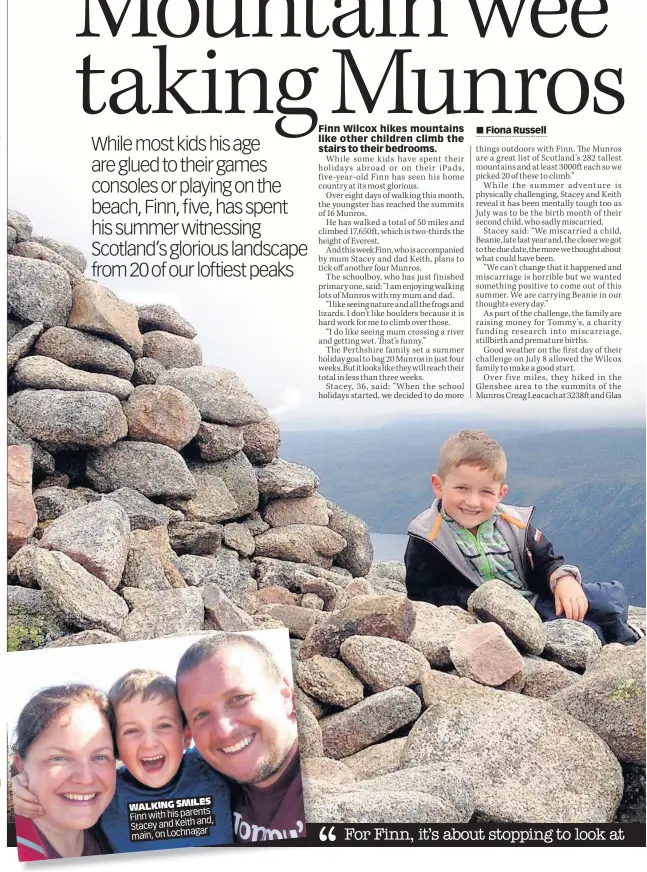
405 499 580 608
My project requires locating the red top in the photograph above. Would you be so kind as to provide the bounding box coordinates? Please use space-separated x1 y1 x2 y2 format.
15 817 50 862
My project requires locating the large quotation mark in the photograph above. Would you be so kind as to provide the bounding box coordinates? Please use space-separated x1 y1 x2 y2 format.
319 826 337 842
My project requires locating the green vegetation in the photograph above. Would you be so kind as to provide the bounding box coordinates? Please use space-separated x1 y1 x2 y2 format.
610 679 643 703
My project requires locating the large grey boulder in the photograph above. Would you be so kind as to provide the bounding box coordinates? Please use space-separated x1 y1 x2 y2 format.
177 454 259 523
467 580 546 655
295 655 365 708
137 303 197 338
550 640 646 764
32 235 87 272
7 322 45 370
7 256 72 326
304 786 465 824
327 502 373 577
142 331 202 368
34 486 100 522
402 675 623 822
342 739 407 780
8 209 33 242
101 488 184 531
254 525 347 568
543 619 602 670
521 656 581 698
172 551 256 611
86 442 196 499
320 687 421 759
13 356 133 400
123 385 201 450
157 366 266 424
339 636 429 692
300 595 416 660
35 327 134 379
39 501 130 590
195 422 244 462
240 416 281 464
8 390 127 450
32 549 129 636
263 495 330 528
67 280 143 358
255 459 319 499
355 765 476 821
120 587 204 641
13 241 85 285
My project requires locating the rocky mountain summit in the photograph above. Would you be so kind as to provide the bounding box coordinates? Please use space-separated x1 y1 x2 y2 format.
6 209 646 825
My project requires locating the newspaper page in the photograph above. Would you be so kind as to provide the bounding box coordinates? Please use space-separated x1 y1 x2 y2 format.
3 0 646 868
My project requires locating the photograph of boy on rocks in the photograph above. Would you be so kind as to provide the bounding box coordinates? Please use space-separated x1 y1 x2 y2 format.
7 208 645 828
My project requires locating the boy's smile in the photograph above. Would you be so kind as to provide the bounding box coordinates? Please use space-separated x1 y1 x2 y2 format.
432 465 508 529
115 695 190 789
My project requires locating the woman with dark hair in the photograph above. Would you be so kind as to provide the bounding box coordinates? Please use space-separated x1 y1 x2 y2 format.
12 684 117 860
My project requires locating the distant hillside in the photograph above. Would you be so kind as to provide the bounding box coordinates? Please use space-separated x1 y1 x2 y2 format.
282 423 645 606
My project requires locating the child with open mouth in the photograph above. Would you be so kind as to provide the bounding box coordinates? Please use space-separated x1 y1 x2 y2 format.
13 669 234 853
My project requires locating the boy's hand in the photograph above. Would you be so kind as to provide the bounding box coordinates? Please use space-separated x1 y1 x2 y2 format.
11 773 45 819
554 575 588 622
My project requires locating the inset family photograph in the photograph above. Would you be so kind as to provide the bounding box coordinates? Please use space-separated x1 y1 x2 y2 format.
7 628 306 860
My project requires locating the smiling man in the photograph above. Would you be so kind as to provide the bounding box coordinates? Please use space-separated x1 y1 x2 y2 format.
176 633 306 843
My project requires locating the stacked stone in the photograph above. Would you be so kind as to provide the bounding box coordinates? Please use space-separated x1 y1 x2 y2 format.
7 208 374 651
6 209 645 825
293 576 646 824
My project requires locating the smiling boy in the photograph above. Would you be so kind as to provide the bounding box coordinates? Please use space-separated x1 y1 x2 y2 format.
100 669 233 850
405 429 641 643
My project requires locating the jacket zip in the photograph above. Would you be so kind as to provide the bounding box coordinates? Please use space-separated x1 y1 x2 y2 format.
410 505 535 588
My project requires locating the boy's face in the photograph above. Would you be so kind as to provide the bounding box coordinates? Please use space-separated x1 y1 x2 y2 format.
432 464 508 528
114 694 191 788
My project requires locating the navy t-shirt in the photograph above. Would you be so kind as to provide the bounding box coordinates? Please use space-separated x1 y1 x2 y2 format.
100 752 233 852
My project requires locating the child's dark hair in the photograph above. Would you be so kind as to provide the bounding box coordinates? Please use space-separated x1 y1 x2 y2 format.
11 684 115 772
108 669 185 725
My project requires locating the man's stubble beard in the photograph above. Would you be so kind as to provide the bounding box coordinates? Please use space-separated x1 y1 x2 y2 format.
238 733 296 786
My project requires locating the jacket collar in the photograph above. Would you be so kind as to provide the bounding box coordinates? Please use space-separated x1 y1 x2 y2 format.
408 499 534 586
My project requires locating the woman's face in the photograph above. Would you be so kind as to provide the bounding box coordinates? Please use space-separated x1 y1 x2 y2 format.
16 702 116 832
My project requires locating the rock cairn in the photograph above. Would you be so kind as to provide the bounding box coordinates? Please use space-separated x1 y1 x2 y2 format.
6 209 646 825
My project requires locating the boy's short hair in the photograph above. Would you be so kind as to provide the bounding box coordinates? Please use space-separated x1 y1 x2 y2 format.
108 669 185 725
437 429 507 482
